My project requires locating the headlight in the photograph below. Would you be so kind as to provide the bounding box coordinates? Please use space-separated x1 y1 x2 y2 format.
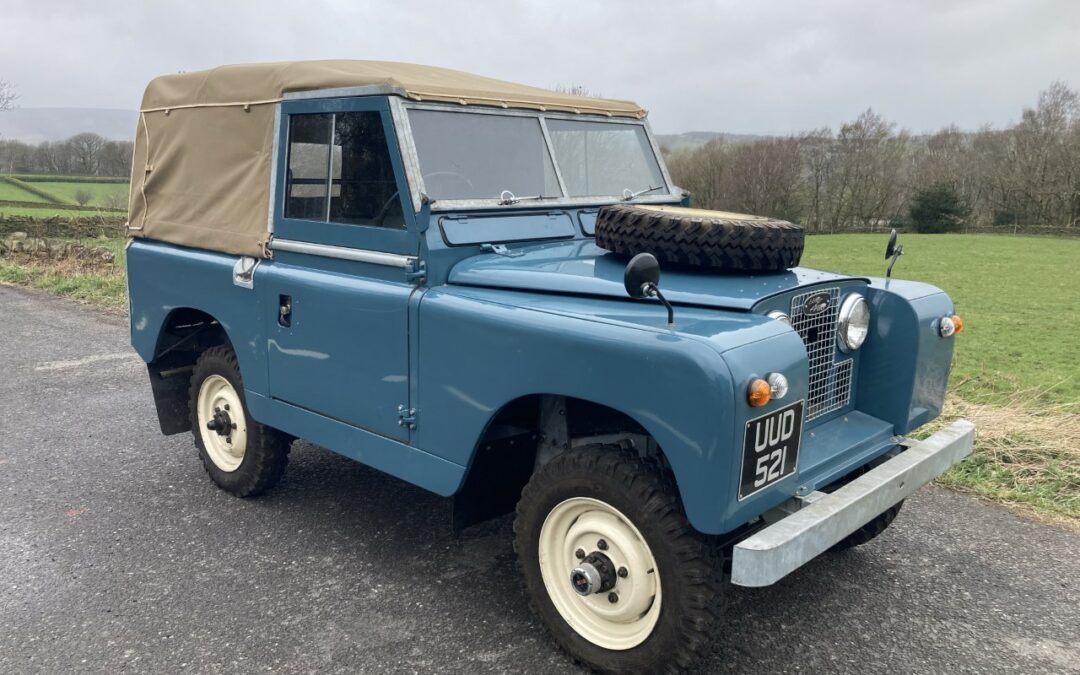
837 294 869 352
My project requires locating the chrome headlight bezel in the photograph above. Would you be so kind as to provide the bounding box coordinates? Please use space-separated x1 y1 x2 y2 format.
767 310 792 326
837 294 870 352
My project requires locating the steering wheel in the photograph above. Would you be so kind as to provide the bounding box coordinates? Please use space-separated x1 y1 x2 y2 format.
372 191 401 228
423 170 475 195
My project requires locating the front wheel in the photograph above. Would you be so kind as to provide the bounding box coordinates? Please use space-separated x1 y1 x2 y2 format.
514 446 725 674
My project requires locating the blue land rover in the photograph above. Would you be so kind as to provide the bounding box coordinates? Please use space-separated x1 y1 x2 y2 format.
126 61 974 674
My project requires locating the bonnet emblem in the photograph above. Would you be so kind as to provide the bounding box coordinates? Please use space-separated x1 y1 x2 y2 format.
803 292 831 315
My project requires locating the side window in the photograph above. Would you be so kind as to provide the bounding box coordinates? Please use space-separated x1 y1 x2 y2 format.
285 114 331 220
284 110 405 228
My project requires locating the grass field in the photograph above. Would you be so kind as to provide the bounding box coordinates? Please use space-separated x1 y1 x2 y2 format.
0 174 129 210
0 206 126 219
801 233 1080 406
33 181 129 207
2 231 1077 520
0 181 52 203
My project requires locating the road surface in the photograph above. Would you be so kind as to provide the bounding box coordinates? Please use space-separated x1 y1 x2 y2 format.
1 285 1078 673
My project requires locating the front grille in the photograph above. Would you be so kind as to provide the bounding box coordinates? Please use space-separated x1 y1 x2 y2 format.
790 287 853 421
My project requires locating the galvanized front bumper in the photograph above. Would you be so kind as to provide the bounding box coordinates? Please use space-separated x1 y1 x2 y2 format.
731 419 976 587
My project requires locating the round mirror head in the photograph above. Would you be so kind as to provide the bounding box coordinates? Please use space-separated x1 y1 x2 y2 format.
886 229 898 259
624 252 661 298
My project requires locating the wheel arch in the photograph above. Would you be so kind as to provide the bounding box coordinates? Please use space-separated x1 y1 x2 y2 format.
452 393 673 531
143 306 240 436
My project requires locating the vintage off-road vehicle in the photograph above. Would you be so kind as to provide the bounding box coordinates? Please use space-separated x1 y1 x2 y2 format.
127 61 974 673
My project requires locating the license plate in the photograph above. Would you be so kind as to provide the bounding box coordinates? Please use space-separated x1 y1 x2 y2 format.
739 401 804 500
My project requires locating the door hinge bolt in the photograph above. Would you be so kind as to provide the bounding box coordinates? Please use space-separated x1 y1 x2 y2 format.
397 405 417 429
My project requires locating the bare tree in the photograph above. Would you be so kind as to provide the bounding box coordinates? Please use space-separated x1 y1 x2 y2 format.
0 79 16 112
68 132 107 175
74 189 93 206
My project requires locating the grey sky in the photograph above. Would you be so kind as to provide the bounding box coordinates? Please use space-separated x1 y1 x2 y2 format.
2 0 1078 135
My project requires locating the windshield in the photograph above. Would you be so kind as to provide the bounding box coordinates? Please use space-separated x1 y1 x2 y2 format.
408 110 562 201
546 119 664 197
407 108 667 203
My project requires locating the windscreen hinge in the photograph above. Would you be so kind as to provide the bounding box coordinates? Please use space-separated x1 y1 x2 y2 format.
480 243 524 257
405 259 426 284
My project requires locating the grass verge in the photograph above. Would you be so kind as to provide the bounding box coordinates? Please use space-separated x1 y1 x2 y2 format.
932 393 1080 522
0 237 126 312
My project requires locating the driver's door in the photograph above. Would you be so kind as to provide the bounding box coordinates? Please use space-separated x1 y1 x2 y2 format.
261 96 418 442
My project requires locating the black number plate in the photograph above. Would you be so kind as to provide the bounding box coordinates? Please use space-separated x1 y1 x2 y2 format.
739 401 804 500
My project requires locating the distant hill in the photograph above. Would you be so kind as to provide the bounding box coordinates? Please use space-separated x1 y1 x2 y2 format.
0 108 138 143
655 131 771 153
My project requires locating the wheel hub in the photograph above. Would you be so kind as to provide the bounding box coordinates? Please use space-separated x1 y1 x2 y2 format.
570 551 617 596
206 406 235 438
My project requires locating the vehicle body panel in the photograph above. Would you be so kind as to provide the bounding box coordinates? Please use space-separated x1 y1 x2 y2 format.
448 239 860 311
128 90 962 540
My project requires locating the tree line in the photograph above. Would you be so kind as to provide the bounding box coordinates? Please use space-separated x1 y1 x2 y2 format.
665 82 1080 232
0 133 134 178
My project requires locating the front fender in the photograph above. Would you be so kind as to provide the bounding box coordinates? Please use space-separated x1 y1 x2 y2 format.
416 287 770 534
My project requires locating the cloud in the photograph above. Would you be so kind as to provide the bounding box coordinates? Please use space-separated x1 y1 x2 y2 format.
1 0 1077 134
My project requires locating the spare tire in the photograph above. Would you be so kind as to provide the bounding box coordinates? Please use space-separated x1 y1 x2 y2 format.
595 205 805 272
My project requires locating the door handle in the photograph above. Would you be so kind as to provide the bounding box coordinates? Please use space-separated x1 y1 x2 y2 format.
278 294 292 327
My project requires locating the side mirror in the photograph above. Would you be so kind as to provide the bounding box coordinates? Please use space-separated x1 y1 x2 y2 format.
624 252 661 299
623 252 674 325
885 228 903 279
885 229 898 259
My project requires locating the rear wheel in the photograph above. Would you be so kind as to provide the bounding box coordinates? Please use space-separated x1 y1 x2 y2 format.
189 346 290 497
514 446 725 674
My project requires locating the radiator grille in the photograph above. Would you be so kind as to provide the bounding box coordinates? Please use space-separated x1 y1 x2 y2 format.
790 287 853 421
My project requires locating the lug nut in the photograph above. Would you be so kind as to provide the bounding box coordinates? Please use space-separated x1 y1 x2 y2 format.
224 404 230 411
618 567 628 578
575 548 585 560
597 539 608 551
607 592 618 604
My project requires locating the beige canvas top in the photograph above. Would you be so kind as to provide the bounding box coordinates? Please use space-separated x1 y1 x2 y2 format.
127 60 647 257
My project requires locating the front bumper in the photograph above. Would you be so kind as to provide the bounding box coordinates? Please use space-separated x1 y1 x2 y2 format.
730 419 975 587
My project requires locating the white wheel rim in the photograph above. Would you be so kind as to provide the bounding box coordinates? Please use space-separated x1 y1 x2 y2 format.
538 497 661 650
196 374 247 473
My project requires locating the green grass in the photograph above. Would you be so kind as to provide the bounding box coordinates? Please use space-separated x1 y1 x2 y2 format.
0 236 127 311
0 205 123 219
34 181 129 207
802 233 1080 406
0 181 53 203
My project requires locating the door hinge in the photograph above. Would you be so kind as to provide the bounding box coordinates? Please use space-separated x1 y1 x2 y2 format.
405 259 426 284
397 405 417 429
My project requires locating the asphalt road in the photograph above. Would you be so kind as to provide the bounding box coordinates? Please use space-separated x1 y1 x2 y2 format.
2 285 1079 674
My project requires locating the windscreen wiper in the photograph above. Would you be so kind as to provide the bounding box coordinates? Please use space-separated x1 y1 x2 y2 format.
621 185 663 201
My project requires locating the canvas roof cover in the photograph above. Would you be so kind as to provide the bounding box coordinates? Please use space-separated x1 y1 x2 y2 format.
127 60 647 258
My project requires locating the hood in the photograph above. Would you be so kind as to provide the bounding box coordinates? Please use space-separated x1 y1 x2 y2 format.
448 240 862 311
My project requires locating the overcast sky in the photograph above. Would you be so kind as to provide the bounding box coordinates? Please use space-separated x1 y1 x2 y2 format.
2 0 1078 135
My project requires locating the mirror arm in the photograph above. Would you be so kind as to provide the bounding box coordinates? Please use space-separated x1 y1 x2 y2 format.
644 283 674 325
